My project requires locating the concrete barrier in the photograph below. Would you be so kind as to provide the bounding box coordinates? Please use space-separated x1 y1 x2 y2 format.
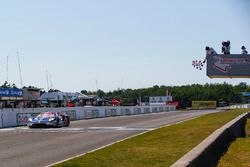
171 112 250 167
0 105 176 128
229 104 250 109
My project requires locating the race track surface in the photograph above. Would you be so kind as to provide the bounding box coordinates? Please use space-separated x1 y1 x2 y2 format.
0 110 219 167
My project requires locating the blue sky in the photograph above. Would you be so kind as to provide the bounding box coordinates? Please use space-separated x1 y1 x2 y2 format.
0 0 249 92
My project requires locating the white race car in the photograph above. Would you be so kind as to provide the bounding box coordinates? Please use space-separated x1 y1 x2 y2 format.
27 112 70 128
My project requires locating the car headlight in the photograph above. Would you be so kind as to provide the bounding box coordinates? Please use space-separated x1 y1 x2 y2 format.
28 118 33 122
48 118 56 122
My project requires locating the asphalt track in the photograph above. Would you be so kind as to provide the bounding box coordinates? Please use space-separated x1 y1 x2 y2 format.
0 110 219 167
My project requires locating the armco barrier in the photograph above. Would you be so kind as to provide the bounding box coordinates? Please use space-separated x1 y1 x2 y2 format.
0 105 176 128
171 112 250 167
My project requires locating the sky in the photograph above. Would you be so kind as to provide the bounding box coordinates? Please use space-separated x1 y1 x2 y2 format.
0 0 249 92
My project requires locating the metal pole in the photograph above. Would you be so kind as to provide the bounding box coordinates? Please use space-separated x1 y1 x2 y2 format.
46 70 49 91
6 55 9 82
17 50 23 87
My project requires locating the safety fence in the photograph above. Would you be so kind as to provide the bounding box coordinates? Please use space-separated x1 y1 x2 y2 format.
0 105 176 128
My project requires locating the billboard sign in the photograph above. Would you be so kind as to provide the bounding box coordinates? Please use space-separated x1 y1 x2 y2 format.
149 96 172 105
121 108 131 115
242 92 250 97
167 101 180 109
0 88 23 97
192 101 216 109
105 109 117 116
16 113 40 125
23 88 41 100
207 54 250 78
84 110 99 119
64 110 76 120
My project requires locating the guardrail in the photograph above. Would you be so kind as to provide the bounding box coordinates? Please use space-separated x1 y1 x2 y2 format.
0 105 176 128
171 112 250 167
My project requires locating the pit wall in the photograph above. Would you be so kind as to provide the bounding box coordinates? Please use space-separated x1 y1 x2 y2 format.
0 105 176 128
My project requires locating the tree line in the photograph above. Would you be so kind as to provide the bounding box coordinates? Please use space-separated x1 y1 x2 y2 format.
1 81 249 108
81 82 250 108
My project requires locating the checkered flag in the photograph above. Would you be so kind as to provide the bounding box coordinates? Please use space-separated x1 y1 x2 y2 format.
192 60 204 70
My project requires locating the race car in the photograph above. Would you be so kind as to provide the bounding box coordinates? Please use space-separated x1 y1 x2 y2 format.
27 111 70 128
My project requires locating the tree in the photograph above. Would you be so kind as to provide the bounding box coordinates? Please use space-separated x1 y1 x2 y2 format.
97 89 105 98
80 82 249 108
1 81 15 88
81 90 88 95
48 89 60 92
12 83 17 88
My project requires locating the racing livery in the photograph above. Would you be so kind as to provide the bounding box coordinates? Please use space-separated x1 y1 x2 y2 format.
27 112 70 128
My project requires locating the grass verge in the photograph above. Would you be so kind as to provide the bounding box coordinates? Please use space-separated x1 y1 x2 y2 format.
217 119 250 167
53 109 249 167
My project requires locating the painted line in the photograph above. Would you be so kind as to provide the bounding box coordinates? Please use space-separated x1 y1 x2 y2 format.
87 127 155 131
46 114 205 167
0 126 28 132
0 128 16 132
13 127 155 133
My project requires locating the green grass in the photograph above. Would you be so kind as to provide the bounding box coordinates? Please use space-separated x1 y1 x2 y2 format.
54 109 249 167
217 119 250 167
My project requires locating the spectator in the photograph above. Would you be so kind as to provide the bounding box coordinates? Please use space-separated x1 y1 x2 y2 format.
203 46 217 63
241 46 248 54
221 40 231 54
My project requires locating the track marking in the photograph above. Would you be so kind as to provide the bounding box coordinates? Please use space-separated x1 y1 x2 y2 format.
0 128 16 132
88 127 155 131
9 126 155 133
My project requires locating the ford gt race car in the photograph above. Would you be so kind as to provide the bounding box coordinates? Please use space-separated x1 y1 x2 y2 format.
27 112 70 128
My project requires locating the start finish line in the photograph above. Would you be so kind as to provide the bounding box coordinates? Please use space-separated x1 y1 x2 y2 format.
207 54 250 78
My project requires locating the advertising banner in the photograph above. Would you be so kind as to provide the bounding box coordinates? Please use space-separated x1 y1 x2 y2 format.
167 101 180 109
121 108 131 115
152 107 158 112
144 107 150 114
133 108 141 114
0 88 23 97
159 107 164 112
105 109 117 117
85 110 92 119
242 92 250 97
65 110 76 120
207 54 250 78
16 113 40 125
84 110 99 119
165 106 170 111
192 101 217 109
23 88 41 101
149 96 173 105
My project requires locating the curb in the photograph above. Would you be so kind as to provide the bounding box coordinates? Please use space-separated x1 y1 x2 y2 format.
171 112 250 167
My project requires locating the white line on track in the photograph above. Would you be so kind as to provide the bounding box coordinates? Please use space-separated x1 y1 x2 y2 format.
88 127 155 131
0 128 16 132
5 126 155 133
